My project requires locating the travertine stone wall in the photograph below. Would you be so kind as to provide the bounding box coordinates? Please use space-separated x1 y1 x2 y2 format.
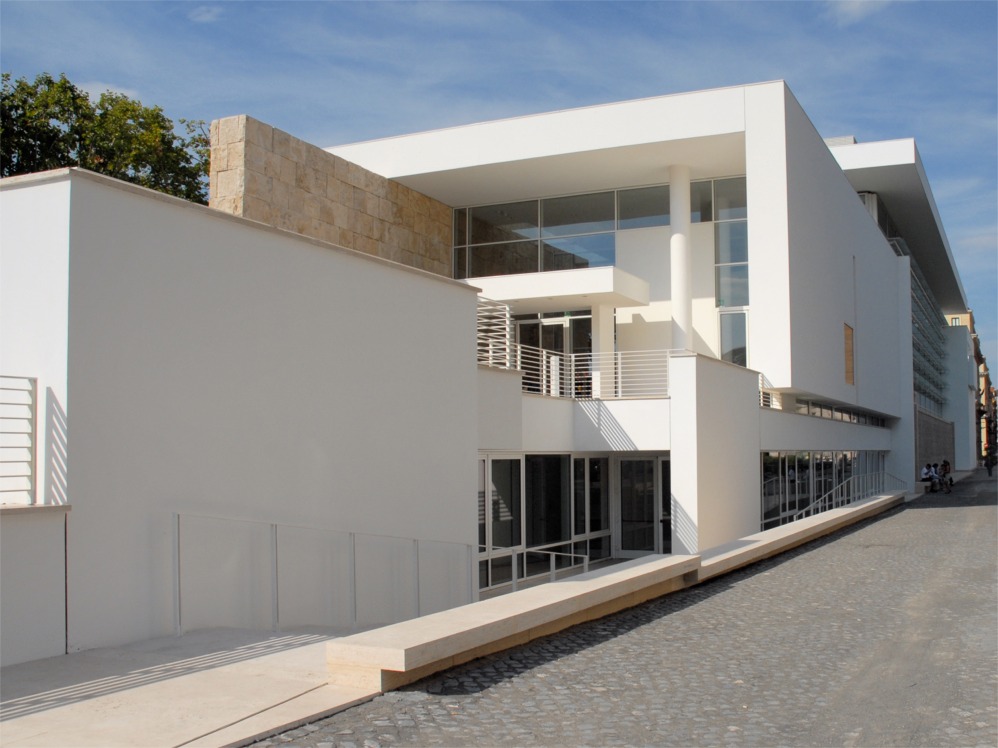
210 115 452 276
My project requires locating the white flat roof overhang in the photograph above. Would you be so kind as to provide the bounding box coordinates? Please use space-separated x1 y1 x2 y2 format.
329 85 759 206
465 266 650 315
831 139 967 312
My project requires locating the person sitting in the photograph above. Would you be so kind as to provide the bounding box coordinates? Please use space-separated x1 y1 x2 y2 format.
920 463 938 492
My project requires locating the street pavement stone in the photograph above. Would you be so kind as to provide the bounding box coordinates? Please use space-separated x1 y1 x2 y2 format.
258 471 997 747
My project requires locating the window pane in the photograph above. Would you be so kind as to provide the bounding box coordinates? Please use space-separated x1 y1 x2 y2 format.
453 246 467 279
454 208 467 246
478 460 486 549
618 186 669 229
469 240 539 277
574 458 586 536
541 192 614 237
526 455 572 546
542 234 615 271
471 201 538 244
715 221 748 264
691 181 713 222
590 458 608 531
715 264 749 307
720 312 747 366
490 459 521 548
714 177 747 220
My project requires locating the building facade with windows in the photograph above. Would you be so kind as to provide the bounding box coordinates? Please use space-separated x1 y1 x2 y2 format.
324 81 975 592
1 81 978 663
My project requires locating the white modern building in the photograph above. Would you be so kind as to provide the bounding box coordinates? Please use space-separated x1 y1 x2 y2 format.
1 81 978 666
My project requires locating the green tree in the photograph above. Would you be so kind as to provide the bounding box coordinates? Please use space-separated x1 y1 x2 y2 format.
1 72 209 203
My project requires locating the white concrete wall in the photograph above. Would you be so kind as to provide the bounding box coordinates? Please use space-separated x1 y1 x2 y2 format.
520 396 575 452
780 90 906 418
760 410 893 452
743 82 792 382
2 170 479 654
0 507 68 665
943 325 979 470
574 399 671 452
477 366 522 451
0 174 72 507
669 355 761 554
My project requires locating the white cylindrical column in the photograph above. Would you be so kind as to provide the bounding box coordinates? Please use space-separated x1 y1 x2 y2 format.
670 164 692 351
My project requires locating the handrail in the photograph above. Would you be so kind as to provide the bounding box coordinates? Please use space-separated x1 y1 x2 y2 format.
480 545 590 592
792 471 908 521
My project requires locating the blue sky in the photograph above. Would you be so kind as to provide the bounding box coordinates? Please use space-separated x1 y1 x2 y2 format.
2 0 996 368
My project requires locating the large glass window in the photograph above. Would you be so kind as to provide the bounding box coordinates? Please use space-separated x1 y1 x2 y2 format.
589 458 609 532
525 455 571 546
542 234 615 271
490 459 521 548
541 192 614 237
715 264 749 308
715 220 748 264
714 177 747 220
720 312 747 366
690 180 713 222
618 186 669 229
455 177 740 279
715 220 749 307
470 241 539 277
471 201 538 244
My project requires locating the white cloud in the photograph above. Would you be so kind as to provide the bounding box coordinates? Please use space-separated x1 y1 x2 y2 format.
188 6 223 24
78 80 142 101
823 0 894 27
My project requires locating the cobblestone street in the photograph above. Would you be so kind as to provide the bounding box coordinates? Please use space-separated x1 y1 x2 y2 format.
261 472 997 748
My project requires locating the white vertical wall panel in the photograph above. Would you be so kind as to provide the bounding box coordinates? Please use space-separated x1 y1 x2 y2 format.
3 171 478 653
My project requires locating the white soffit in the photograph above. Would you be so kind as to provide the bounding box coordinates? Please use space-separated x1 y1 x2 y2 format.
465 266 650 315
328 85 759 206
831 139 967 312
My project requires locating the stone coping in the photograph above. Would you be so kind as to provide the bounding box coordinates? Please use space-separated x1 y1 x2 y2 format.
0 503 71 516
327 492 905 694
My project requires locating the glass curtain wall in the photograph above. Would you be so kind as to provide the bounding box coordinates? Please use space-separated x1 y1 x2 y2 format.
454 178 733 280
760 450 886 530
713 177 749 366
478 454 611 590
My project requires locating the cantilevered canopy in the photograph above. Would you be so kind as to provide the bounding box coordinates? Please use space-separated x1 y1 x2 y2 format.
831 139 968 314
328 85 754 206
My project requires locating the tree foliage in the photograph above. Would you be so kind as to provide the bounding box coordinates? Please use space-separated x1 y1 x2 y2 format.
1 72 209 203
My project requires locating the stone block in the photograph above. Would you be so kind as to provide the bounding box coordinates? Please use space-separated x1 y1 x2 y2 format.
216 116 245 147
279 156 296 185
356 212 374 239
244 116 274 150
243 195 274 224
244 168 272 201
216 168 245 199
332 202 350 228
303 194 321 220
272 128 293 158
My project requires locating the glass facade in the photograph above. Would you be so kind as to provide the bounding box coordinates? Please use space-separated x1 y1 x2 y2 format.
477 453 613 591
760 450 886 530
453 177 739 280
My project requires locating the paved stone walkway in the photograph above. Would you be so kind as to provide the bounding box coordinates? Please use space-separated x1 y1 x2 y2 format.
260 472 997 748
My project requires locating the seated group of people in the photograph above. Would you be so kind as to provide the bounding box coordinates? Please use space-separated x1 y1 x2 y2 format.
920 460 953 493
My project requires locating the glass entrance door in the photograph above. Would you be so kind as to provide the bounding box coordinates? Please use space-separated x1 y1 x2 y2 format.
617 457 671 556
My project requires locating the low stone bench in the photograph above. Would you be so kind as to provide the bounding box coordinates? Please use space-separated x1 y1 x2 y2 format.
326 492 907 694
699 493 906 581
326 554 700 691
